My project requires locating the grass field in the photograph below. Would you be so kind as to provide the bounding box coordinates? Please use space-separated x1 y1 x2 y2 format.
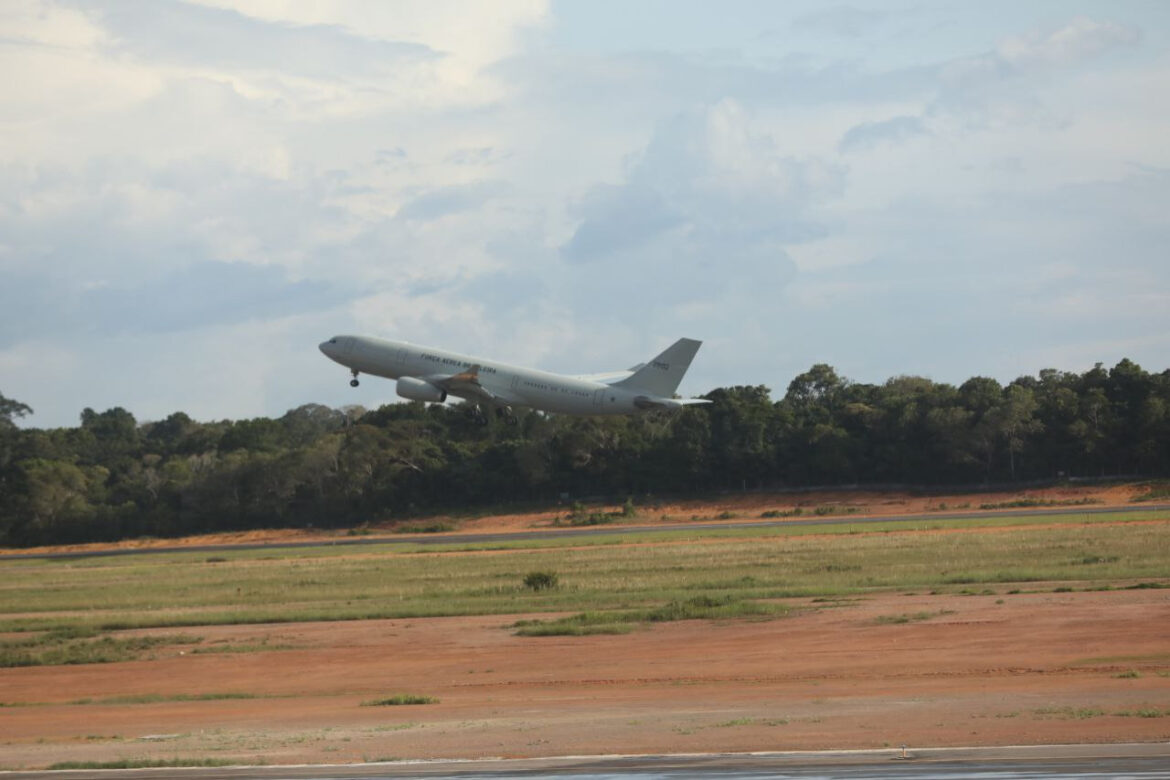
1 510 1168 662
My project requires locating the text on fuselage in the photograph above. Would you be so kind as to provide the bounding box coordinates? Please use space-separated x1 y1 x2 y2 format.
419 354 498 374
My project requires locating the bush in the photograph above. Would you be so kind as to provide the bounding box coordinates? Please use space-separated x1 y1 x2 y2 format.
362 694 437 706
523 570 559 591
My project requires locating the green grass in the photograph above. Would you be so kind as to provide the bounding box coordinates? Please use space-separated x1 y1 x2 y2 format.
48 758 237 770
873 609 955 625
513 621 635 636
813 505 860 516
1033 706 1107 719
555 499 639 526
515 595 789 636
1116 708 1169 718
979 498 1103 510
69 692 259 705
1131 482 1170 503
0 510 1166 638
714 717 788 727
559 511 617 526
189 641 299 654
1071 652 1170 666
0 632 201 668
395 521 457 534
361 694 438 706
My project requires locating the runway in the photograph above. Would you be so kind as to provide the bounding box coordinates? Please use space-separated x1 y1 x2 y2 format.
4 503 1169 561
2 744 1168 779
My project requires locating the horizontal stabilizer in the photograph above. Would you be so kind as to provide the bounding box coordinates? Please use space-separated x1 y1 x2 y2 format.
633 396 712 411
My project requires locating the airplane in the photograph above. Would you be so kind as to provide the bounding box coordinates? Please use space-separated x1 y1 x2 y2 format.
319 334 710 422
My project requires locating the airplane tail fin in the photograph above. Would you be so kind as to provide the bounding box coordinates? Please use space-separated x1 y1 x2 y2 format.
613 338 702 397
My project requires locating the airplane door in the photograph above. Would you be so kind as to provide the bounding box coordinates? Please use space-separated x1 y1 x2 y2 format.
396 348 409 371
342 337 356 356
593 389 606 408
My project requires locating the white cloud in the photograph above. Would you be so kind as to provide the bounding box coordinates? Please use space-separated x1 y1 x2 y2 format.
3 0 105 48
997 15 1140 68
933 15 1142 132
838 114 927 152
791 5 890 38
2 2 1168 425
186 0 549 107
564 100 844 263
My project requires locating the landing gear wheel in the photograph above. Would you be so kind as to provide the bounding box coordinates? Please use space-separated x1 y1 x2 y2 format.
349 370 360 388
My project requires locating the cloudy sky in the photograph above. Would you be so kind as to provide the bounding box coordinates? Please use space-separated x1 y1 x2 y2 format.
2 0 1168 427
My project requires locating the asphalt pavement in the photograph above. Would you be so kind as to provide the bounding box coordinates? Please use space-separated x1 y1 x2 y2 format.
2 743 1169 779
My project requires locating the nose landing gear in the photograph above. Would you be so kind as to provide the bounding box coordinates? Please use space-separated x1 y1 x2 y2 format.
349 370 360 388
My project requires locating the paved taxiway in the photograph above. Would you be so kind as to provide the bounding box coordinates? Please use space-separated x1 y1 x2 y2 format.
2 744 1168 779
4 503 1169 561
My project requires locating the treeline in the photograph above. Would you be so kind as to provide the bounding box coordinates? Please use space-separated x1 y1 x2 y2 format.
1 358 1168 547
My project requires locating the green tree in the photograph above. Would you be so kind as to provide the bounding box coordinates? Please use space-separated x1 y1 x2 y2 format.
1 392 34 473
785 364 845 424
1 392 33 430
10 459 110 543
705 386 777 489
997 384 1043 480
1070 387 1112 475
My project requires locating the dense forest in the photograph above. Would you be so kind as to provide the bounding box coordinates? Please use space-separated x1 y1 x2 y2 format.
2 358 1168 547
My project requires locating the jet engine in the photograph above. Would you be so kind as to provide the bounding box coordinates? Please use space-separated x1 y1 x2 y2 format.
396 376 447 403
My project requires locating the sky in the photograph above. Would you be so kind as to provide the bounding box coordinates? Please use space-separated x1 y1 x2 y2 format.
2 0 1169 428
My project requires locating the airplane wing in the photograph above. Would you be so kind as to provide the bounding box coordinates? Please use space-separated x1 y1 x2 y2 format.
425 366 524 406
574 370 634 384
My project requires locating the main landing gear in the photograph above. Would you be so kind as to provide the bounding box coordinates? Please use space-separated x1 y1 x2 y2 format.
349 370 360 388
465 405 517 427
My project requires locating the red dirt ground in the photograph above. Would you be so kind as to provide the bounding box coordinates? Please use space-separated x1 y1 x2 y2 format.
1 484 1168 769
2 590 1168 769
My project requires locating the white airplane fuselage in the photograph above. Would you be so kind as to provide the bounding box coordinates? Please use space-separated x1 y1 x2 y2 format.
319 335 707 416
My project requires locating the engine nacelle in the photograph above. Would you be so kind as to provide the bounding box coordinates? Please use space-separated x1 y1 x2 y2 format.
396 376 447 403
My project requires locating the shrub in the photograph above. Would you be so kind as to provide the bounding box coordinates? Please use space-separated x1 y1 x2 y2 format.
760 508 803 518
523 571 559 591
362 694 437 706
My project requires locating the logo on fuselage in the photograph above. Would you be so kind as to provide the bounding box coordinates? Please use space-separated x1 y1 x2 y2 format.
652 361 670 370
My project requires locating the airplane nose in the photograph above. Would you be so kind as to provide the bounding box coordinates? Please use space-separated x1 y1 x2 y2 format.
319 340 334 356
